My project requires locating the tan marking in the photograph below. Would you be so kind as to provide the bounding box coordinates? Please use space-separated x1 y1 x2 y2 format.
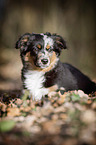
37 44 41 49
57 40 62 45
25 52 36 68
22 38 28 42
25 52 29 61
25 52 42 70
46 44 50 50
24 51 58 72
48 85 58 92
42 51 57 72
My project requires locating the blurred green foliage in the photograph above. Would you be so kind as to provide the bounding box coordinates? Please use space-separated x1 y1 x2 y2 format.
0 120 16 132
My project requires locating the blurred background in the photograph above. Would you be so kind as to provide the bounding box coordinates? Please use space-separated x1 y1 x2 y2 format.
0 0 96 90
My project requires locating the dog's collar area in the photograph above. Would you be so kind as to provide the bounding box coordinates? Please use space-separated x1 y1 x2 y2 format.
41 57 59 73
24 49 59 73
27 57 59 73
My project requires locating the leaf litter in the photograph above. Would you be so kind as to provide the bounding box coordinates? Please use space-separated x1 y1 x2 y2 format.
0 89 96 145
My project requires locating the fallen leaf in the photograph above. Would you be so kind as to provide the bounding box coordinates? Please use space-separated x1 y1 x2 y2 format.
7 107 21 117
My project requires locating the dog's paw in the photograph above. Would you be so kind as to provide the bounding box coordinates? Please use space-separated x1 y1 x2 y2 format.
48 91 57 98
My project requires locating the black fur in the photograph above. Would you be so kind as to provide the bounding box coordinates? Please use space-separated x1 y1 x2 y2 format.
15 32 96 95
44 61 96 94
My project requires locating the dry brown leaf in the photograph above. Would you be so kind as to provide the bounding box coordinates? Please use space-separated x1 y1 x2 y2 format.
7 107 21 117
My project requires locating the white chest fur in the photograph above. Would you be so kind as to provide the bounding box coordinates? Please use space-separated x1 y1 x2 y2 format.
24 70 49 100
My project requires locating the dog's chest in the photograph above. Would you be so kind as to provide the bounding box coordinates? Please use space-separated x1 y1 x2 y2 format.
24 70 49 100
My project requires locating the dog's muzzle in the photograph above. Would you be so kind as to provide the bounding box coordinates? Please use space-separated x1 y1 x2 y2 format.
41 58 48 65
36 55 50 68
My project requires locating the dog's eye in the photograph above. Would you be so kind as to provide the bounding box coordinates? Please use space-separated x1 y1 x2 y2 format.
37 44 42 49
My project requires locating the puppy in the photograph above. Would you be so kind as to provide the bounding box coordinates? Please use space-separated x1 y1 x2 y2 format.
15 32 96 100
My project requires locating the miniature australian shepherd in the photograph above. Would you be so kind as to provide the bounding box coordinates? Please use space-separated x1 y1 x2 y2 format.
15 32 96 100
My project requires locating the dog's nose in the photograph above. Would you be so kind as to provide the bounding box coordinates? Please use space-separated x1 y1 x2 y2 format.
41 59 48 64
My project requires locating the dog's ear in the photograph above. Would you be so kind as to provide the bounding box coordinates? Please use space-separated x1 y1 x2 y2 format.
15 33 31 51
55 34 67 49
52 34 67 56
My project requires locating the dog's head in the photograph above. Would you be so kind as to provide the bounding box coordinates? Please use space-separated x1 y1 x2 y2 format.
15 32 67 70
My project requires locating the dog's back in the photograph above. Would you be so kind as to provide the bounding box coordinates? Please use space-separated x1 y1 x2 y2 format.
44 61 96 94
62 63 96 94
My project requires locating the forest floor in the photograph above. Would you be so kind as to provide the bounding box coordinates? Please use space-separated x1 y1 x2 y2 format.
0 89 96 145
0 49 96 145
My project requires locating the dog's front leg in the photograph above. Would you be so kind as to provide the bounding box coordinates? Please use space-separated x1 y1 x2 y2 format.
48 85 58 97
